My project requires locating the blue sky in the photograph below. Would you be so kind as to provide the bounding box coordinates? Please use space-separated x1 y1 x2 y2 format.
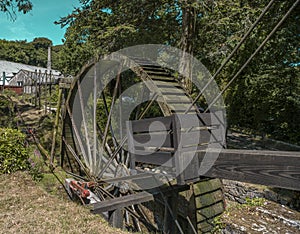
0 0 81 45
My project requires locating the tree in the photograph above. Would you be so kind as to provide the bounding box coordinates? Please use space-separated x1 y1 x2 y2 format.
195 0 300 143
0 38 63 70
58 0 300 143
31 37 53 49
56 0 182 74
0 0 33 20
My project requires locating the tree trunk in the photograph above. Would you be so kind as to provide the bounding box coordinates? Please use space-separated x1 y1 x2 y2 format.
179 1 196 94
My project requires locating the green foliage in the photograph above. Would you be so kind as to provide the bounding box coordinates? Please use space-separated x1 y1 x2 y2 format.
57 1 299 144
194 0 300 144
0 128 29 174
31 37 52 49
0 0 33 20
28 148 44 181
36 115 55 151
56 0 182 75
96 96 111 131
227 66 300 144
0 94 16 128
0 38 63 69
212 215 226 233
38 173 65 196
244 197 266 207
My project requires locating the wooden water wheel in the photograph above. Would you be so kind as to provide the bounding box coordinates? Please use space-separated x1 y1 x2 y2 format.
59 51 226 233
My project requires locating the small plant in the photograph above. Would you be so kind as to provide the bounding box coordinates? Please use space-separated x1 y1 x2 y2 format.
28 148 44 181
244 197 266 206
212 215 225 233
0 128 29 173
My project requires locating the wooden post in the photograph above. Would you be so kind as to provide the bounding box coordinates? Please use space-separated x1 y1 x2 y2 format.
126 120 136 173
50 88 63 165
1 72 5 93
173 115 185 184
30 72 33 104
45 71 47 114
109 209 123 229
164 191 179 234
38 70 42 109
34 70 38 107
49 70 52 96
60 88 68 168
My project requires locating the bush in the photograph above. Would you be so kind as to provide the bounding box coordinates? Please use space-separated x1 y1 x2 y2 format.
0 95 15 128
0 128 29 174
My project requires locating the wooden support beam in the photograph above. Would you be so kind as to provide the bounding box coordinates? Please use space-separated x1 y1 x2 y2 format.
197 149 300 191
91 191 154 213
163 191 179 234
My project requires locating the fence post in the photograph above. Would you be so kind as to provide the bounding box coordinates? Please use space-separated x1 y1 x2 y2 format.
2 72 5 93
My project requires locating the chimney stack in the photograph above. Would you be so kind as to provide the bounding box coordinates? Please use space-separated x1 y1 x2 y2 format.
47 46 51 70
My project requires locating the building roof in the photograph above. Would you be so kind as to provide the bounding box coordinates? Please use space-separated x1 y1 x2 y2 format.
0 60 61 85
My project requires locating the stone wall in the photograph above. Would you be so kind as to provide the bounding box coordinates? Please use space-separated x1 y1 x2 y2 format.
222 179 300 211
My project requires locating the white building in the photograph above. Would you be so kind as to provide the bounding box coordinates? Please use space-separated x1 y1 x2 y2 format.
0 60 62 86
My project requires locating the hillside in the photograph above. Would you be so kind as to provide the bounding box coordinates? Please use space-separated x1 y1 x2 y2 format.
0 171 127 234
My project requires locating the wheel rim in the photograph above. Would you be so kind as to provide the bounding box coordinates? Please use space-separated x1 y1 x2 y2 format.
61 45 226 232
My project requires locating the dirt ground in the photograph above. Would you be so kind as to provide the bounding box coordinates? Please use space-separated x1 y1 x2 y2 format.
0 171 127 234
218 199 300 233
1 172 299 234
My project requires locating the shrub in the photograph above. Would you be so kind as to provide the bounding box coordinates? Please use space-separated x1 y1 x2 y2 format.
0 128 29 174
28 148 44 181
0 95 15 128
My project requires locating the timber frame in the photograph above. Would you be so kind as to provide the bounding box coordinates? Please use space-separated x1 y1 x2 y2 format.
127 113 300 191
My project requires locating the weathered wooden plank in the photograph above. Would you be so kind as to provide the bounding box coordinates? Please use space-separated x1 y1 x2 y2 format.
181 144 225 154
141 66 166 71
133 132 172 147
173 114 185 184
168 104 192 112
129 116 173 133
135 146 174 152
135 152 174 166
155 81 181 88
196 201 224 223
195 190 224 208
126 120 136 170
163 95 191 102
175 113 212 128
193 178 223 196
109 209 123 229
167 100 192 105
158 86 187 94
92 191 154 213
150 76 176 82
164 191 179 234
197 149 300 191
146 70 170 76
180 131 214 146
172 109 198 115
179 151 200 183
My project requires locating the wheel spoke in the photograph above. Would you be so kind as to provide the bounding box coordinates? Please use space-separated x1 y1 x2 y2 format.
101 92 118 149
137 93 158 119
93 66 98 173
63 138 92 180
102 64 122 151
66 104 90 170
77 79 93 169
131 205 142 232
